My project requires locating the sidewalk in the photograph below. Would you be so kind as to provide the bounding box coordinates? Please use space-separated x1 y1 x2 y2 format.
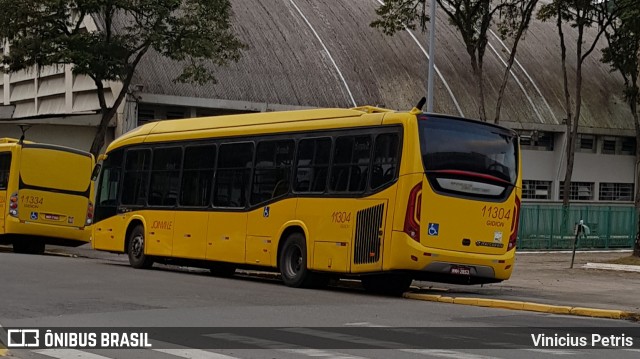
413 250 640 317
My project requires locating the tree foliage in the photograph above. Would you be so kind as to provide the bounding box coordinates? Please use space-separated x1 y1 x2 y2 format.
371 0 538 123
599 0 640 256
0 0 245 156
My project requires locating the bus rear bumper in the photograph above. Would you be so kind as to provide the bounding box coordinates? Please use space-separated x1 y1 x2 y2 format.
387 231 515 284
4 217 91 245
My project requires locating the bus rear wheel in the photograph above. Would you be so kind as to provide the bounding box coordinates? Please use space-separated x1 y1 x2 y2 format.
127 225 153 269
279 232 316 288
361 274 412 296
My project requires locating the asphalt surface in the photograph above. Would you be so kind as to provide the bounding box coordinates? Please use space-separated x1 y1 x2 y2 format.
42 245 640 315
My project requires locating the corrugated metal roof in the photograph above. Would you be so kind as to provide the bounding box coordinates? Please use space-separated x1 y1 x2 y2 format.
127 0 632 131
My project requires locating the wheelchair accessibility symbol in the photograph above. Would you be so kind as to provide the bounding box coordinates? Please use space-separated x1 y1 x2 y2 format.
428 223 439 236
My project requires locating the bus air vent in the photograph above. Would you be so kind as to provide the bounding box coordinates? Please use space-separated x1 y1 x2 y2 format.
354 203 384 264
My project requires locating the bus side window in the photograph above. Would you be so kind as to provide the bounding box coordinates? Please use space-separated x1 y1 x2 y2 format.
371 133 399 190
251 140 294 205
0 153 11 190
180 145 216 207
121 149 151 206
330 135 371 193
294 138 330 193
214 142 253 208
149 147 182 207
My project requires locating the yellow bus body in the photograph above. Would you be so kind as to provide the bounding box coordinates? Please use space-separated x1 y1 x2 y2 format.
0 138 94 254
93 106 521 291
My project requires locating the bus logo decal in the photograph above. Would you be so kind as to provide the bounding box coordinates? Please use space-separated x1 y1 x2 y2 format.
428 223 439 236
30 212 38 220
263 206 270 218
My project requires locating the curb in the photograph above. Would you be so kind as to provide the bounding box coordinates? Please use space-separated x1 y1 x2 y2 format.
403 292 637 320
583 262 640 273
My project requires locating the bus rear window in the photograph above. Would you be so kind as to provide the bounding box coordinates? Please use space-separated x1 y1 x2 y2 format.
419 116 518 185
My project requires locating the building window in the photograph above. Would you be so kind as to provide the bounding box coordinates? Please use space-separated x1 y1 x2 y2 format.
599 183 634 201
601 136 636 155
519 131 554 151
522 180 552 200
621 137 636 155
576 134 596 153
137 105 156 125
559 181 594 201
166 107 187 119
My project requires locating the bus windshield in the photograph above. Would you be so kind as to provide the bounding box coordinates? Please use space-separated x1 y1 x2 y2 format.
418 115 518 185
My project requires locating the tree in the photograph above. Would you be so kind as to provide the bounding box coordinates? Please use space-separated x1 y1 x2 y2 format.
0 0 244 156
371 0 538 123
600 0 640 256
537 1 634 210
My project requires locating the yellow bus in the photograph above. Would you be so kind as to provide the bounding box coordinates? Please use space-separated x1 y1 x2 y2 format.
0 138 94 254
92 104 521 294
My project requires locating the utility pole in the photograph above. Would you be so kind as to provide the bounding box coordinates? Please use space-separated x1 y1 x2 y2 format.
426 0 436 112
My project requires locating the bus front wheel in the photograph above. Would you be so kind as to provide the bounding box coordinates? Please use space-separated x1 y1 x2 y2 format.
279 232 315 288
361 274 412 296
127 225 153 269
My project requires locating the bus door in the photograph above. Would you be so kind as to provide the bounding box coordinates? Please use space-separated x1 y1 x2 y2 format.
245 139 296 266
417 115 519 256
206 142 253 264
0 152 11 233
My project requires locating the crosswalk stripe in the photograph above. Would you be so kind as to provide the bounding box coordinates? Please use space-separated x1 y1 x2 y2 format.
524 349 579 355
623 349 640 353
34 349 112 359
401 349 500 359
154 349 240 359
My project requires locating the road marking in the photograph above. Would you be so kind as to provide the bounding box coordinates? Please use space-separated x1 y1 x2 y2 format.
525 349 579 355
34 349 112 359
154 348 240 359
344 322 388 327
401 349 500 359
623 349 640 352
281 327 400 349
207 333 365 358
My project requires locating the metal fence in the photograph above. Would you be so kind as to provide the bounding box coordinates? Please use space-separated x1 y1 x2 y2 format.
518 204 637 250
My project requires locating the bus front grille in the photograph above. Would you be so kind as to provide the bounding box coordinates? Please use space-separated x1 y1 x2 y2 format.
354 203 384 264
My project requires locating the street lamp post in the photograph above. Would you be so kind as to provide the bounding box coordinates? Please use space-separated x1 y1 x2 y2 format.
427 0 436 113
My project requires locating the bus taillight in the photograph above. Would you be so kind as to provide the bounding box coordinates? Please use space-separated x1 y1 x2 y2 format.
404 182 422 241
86 202 94 225
508 196 521 251
9 192 18 217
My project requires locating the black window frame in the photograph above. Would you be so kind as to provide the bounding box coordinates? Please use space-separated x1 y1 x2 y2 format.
0 152 11 190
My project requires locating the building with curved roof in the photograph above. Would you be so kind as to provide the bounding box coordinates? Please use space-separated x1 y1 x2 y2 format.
0 0 636 203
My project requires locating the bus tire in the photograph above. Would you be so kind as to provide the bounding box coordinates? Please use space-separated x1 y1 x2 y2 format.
279 232 314 288
361 274 412 296
127 225 153 269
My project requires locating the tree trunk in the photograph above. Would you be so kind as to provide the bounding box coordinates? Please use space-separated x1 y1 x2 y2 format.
632 101 640 257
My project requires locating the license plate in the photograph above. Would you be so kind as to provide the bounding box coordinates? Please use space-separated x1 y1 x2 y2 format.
44 214 60 220
450 266 471 275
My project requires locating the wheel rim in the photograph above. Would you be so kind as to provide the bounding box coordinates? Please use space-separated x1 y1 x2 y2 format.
131 234 144 258
284 245 302 278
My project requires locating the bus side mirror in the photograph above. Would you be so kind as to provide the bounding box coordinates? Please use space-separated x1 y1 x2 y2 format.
91 164 102 181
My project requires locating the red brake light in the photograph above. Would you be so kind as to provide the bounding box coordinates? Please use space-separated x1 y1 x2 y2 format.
508 196 521 251
404 182 422 241
86 202 94 225
9 192 18 217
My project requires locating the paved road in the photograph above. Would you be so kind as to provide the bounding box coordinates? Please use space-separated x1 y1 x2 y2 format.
1 248 639 359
